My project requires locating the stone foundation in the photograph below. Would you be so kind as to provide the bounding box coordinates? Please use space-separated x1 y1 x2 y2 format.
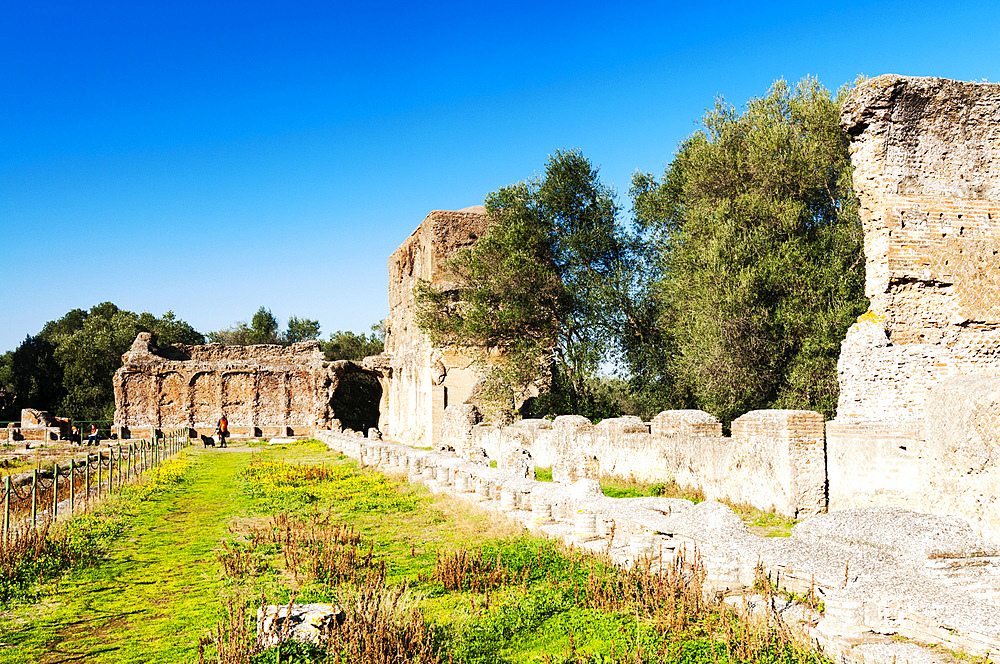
450 410 827 518
319 430 1000 664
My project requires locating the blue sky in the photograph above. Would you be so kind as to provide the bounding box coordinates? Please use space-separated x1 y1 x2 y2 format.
2 0 998 352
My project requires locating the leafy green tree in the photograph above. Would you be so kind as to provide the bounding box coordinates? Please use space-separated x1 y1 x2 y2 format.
631 77 867 425
56 304 142 420
0 336 64 421
247 307 281 345
137 310 205 346
0 304 204 421
209 308 321 346
416 150 641 420
285 316 322 344
323 323 385 361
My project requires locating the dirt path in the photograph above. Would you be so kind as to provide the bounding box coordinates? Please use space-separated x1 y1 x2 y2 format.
0 448 259 664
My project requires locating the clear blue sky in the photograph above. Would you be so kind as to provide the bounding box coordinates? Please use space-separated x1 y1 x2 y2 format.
2 0 998 352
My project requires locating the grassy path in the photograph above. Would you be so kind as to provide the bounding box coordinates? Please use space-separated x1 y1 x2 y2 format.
0 448 257 664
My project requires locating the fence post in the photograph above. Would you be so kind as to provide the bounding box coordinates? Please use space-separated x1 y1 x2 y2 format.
85 455 90 506
3 476 9 543
117 444 122 487
97 451 102 497
31 469 37 532
52 462 58 521
69 459 75 515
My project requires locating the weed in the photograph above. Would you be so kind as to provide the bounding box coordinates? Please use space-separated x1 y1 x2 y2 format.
599 476 705 503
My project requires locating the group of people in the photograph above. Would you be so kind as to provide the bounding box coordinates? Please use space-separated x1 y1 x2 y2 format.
62 416 230 447
66 424 102 446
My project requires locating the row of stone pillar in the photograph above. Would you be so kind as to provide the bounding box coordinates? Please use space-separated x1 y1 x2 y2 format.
322 433 663 563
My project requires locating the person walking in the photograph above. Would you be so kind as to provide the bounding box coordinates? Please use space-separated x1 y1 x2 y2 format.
216 414 228 449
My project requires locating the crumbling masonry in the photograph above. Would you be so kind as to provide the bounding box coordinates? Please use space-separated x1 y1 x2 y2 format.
113 333 369 438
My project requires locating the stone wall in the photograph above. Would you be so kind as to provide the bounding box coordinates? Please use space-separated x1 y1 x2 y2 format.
452 409 827 518
836 75 1000 421
320 430 1000 664
827 75 1000 540
366 207 493 448
113 332 362 437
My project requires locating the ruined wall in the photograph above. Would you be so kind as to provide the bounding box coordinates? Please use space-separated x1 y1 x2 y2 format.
836 75 1000 420
828 76 1000 540
370 207 493 448
455 409 827 518
113 332 359 436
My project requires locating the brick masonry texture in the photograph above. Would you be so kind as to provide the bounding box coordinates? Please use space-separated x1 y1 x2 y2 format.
113 332 366 436
837 75 1000 421
829 76 1000 541
367 207 493 448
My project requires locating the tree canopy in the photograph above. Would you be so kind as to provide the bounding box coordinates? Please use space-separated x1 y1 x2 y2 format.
208 307 322 346
0 304 204 421
415 150 643 420
415 77 866 427
323 322 384 361
630 77 866 425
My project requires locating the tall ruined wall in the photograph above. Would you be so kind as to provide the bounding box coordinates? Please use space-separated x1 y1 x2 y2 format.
113 332 358 435
829 76 1000 541
837 75 1000 420
374 207 493 447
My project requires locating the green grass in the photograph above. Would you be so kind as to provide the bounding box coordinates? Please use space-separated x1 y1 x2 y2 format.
599 476 705 502
0 440 822 664
0 447 254 663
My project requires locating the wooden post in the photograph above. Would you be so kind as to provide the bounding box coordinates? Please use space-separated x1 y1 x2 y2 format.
3 476 10 543
52 462 58 520
31 469 37 531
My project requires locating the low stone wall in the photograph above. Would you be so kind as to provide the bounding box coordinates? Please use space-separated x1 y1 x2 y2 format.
449 408 827 519
317 429 1000 664
829 376 1000 542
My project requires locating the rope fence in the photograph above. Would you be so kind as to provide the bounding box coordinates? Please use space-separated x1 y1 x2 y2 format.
1 428 191 541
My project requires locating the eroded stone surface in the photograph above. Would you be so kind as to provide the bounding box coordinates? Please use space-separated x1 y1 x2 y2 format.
113 332 369 433
364 208 493 448
837 75 1000 421
319 431 1000 664
828 77 1000 541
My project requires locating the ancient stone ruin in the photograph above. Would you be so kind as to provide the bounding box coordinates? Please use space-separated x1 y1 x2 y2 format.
110 77 1000 544
363 206 493 448
318 429 1000 664
113 332 368 438
827 75 1000 540
103 74 1000 664
2 408 69 443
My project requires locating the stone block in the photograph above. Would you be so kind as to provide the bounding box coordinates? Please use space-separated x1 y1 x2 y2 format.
257 603 344 648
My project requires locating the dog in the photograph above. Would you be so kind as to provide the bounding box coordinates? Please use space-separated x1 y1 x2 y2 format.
201 434 216 448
